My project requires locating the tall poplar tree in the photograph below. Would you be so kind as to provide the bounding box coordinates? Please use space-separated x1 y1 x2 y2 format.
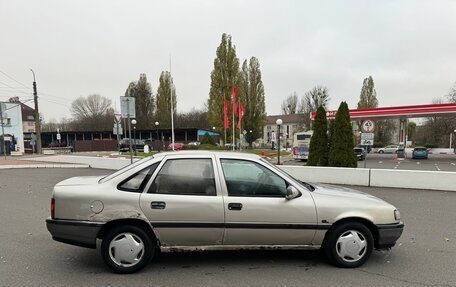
358 76 378 109
357 75 395 146
125 73 154 130
307 106 328 166
156 71 177 128
329 102 357 168
208 33 240 138
241 57 266 147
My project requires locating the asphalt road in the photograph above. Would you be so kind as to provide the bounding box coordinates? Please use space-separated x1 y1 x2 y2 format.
1 168 456 287
284 153 456 171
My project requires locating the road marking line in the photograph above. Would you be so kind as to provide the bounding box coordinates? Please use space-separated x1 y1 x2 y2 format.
451 163 455 166
378 161 383 164
417 162 420 165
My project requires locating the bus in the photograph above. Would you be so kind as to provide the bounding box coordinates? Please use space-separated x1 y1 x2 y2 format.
291 131 313 161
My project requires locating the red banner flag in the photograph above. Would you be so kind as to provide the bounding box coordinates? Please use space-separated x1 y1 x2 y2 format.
232 86 238 115
237 103 244 129
223 98 229 128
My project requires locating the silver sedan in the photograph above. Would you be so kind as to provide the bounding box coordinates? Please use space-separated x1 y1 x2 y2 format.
46 151 403 273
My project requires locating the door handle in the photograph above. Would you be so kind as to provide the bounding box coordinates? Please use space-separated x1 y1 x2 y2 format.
151 201 166 209
228 203 243 210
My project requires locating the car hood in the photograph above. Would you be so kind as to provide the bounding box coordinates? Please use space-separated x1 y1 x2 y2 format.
311 183 388 203
55 175 106 186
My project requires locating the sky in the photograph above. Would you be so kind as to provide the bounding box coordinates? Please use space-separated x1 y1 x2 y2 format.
1 0 456 122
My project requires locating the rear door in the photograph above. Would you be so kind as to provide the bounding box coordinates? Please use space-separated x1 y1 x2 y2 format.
139 154 225 246
217 157 318 246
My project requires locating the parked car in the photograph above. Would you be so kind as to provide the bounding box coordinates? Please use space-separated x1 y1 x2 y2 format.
412 147 428 159
119 138 151 152
46 151 403 273
167 142 184 150
356 144 371 153
354 147 366 160
377 145 399 154
187 141 200 146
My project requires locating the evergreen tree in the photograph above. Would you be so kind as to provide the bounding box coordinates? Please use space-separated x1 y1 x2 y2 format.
208 33 240 138
307 106 328 166
125 73 154 130
156 71 177 128
329 102 357 168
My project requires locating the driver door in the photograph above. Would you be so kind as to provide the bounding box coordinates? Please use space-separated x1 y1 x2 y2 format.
218 158 317 246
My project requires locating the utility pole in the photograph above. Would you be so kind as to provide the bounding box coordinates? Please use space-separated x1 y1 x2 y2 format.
31 69 42 154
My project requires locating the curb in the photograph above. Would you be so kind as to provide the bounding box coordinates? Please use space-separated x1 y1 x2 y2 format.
0 164 91 169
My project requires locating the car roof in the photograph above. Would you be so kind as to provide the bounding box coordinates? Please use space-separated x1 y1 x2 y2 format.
153 150 261 160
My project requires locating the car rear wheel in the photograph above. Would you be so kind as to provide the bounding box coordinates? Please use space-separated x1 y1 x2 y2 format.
324 222 373 268
101 225 154 274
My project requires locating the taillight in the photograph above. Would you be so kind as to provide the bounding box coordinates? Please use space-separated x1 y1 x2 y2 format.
51 198 55 219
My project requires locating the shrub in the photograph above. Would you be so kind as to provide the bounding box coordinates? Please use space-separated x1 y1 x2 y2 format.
329 102 357 168
307 106 328 166
200 132 216 145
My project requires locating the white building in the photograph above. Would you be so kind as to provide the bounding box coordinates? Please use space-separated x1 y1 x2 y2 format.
261 114 305 148
0 101 24 154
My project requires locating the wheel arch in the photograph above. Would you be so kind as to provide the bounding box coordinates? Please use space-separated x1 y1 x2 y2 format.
323 217 379 248
97 218 160 247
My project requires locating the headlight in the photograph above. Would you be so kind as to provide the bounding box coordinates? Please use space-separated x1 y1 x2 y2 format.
394 209 401 221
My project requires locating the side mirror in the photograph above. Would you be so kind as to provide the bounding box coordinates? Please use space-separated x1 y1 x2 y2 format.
286 186 301 200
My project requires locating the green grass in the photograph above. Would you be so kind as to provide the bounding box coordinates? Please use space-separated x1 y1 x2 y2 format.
121 151 158 157
121 149 290 158
242 149 290 157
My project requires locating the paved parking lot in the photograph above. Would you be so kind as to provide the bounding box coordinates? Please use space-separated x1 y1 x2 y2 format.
285 153 456 172
1 168 456 287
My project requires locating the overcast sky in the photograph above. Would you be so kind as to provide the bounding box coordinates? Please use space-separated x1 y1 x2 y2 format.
1 0 456 122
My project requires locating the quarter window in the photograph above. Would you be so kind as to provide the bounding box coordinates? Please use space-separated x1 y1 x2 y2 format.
118 163 159 192
149 159 216 196
221 159 287 197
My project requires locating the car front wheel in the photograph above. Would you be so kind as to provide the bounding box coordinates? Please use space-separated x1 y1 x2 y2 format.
324 222 373 268
378 150 384 154
101 225 155 274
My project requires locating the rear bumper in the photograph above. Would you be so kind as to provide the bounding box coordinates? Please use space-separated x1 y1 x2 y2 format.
376 222 404 249
46 218 104 249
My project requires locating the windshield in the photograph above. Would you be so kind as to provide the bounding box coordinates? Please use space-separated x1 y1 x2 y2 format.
99 156 155 183
260 158 314 191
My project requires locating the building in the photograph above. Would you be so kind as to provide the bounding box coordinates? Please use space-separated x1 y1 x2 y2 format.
21 103 36 133
0 101 25 154
261 114 305 148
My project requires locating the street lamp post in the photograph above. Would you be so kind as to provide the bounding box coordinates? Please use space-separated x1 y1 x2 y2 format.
131 119 137 156
155 121 159 152
276 119 283 165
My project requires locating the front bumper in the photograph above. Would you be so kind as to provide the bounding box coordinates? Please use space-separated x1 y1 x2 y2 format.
46 218 104 249
375 222 404 249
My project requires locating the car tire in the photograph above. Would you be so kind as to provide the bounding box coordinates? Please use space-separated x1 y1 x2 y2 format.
101 225 155 274
323 222 374 268
379 150 384 154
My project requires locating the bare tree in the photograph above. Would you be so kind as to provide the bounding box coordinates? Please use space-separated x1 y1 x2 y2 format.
280 92 299 115
447 81 456 103
175 107 209 129
71 94 112 120
70 94 114 131
298 86 330 130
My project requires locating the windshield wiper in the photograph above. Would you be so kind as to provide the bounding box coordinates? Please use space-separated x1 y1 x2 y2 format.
300 181 315 191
